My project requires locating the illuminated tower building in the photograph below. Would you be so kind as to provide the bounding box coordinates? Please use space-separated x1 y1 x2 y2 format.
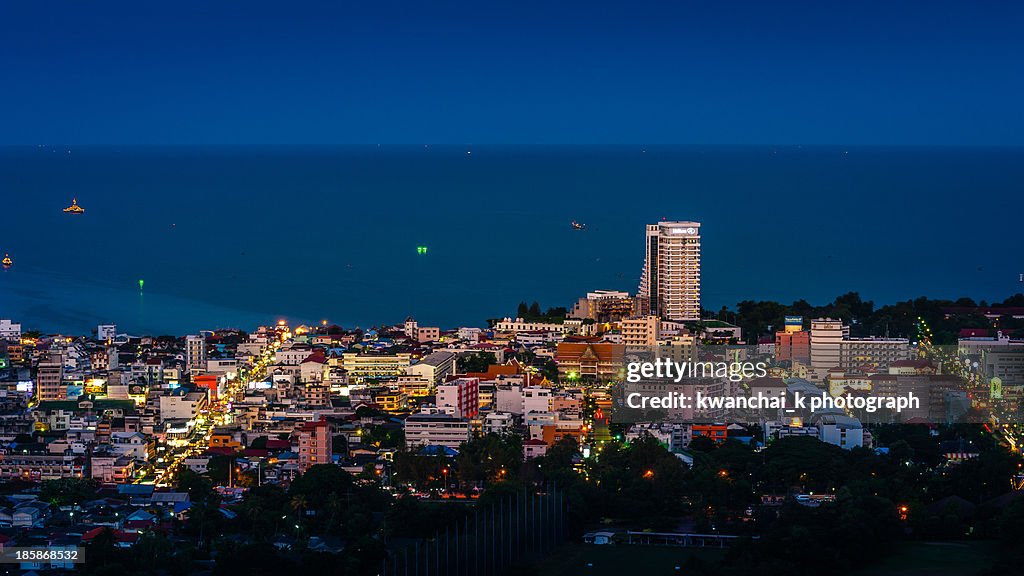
637 221 702 322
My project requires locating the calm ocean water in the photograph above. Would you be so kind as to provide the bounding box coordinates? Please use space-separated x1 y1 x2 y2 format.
0 146 1021 335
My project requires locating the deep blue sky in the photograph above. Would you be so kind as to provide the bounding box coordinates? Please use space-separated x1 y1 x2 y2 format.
2 1 1023 145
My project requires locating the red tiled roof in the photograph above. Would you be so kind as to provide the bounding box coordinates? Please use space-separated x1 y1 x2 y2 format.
465 365 521 380
299 418 328 432
555 342 624 362
959 328 1016 337
82 528 139 543
124 519 154 530
302 352 328 364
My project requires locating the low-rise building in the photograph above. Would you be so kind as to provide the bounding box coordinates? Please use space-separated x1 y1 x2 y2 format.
404 412 471 450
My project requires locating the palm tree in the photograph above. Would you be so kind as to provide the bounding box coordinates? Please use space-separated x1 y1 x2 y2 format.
289 494 307 517
325 492 342 531
244 498 265 538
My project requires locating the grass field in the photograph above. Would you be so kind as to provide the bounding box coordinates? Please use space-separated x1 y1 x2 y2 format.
851 541 997 576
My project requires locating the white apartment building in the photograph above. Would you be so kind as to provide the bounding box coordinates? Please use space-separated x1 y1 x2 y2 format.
637 221 701 321
0 320 21 341
810 319 848 370
815 414 864 450
483 412 515 435
495 384 525 415
406 351 456 384
206 358 238 376
960 332 1024 356
110 431 149 459
841 338 911 368
493 318 567 334
657 334 697 363
404 412 471 449
811 318 910 371
437 377 480 418
97 324 117 342
185 335 207 374
523 386 552 414
621 315 660 351
158 391 208 422
275 344 313 365
342 353 412 382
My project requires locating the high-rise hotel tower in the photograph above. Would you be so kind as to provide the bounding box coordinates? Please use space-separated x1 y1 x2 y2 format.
637 221 702 321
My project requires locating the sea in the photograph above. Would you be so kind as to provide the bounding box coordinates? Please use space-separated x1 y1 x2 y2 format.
0 145 1021 336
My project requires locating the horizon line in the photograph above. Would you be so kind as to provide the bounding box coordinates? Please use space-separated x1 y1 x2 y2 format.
4 143 1024 149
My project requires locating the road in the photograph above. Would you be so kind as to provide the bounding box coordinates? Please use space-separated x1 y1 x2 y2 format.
141 341 280 486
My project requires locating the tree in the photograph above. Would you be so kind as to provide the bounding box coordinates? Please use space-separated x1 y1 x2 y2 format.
40 477 98 506
290 494 308 518
212 543 296 576
206 454 239 485
289 464 354 508
392 446 448 489
455 433 523 488
176 468 216 504
240 484 289 539
457 352 497 374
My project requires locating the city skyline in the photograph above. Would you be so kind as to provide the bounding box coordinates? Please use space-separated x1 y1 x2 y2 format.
1 3 1023 574
3 144 1021 337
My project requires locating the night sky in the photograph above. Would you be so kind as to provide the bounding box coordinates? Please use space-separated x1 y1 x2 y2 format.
2 1 1023 145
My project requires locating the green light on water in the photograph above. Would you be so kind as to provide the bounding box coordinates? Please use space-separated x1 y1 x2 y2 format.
139 279 145 290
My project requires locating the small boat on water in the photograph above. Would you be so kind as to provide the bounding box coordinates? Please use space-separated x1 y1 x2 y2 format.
63 198 85 214
1 254 11 269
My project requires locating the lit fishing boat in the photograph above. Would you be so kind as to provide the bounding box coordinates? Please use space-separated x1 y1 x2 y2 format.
63 198 85 214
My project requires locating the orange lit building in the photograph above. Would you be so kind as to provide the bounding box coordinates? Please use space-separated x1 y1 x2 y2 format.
297 418 332 472
691 423 728 443
374 391 408 412
775 330 810 364
555 342 624 381
193 374 220 400
209 433 242 451
540 422 585 446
